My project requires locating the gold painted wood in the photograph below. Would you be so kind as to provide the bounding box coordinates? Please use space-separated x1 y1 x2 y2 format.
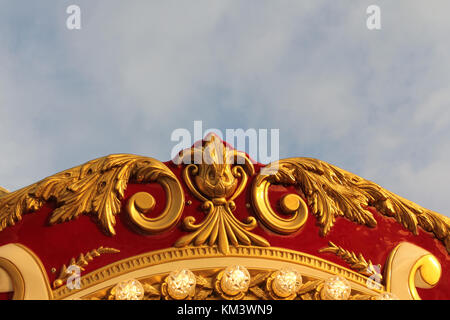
253 158 450 253
0 154 184 235
385 242 442 300
174 135 269 254
53 246 120 289
0 187 8 197
81 268 380 301
319 241 382 280
126 175 185 234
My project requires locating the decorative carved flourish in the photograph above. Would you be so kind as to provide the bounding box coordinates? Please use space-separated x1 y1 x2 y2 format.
54 245 380 300
83 268 380 301
174 135 270 254
296 280 324 300
0 154 184 235
0 187 8 197
53 246 120 289
252 178 309 234
253 158 450 253
319 241 382 280
385 242 442 300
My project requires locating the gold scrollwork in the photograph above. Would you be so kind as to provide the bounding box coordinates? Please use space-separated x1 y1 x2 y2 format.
0 187 8 197
319 241 382 280
0 154 184 236
252 174 308 234
408 254 441 300
81 268 381 301
126 172 185 234
385 242 442 300
0 257 25 300
53 246 120 289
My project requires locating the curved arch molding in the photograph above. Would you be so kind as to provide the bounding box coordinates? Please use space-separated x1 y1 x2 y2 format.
0 243 52 299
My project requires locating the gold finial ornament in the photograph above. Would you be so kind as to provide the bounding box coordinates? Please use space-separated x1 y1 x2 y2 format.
321 276 352 300
0 154 184 235
53 246 120 288
267 268 302 299
174 135 269 254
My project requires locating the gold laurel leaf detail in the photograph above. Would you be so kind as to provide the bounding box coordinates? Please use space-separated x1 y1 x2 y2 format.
195 275 213 289
300 292 313 300
53 246 120 288
319 241 382 279
296 279 324 295
249 286 269 300
194 289 213 300
175 136 269 254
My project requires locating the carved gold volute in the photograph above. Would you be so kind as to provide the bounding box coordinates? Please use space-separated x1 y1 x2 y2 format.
174 135 270 254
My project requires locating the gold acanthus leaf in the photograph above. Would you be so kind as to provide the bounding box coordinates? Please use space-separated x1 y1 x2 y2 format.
54 246 120 288
319 241 382 279
0 154 176 235
263 158 450 253
0 187 8 197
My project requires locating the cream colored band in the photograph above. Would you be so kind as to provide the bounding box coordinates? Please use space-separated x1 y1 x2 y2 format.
0 243 52 299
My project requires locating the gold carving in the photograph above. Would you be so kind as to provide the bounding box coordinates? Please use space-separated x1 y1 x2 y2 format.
0 154 184 235
253 158 450 252
53 245 383 300
81 268 379 300
252 175 309 234
174 136 269 254
385 242 442 300
319 241 382 280
53 246 120 289
0 187 8 197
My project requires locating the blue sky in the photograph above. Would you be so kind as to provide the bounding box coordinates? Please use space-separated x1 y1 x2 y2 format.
1 1 450 217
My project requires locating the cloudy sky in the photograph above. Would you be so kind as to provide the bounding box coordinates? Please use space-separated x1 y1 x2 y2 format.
0 1 449 217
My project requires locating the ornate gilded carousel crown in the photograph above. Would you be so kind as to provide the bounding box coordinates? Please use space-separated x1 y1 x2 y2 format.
0 134 448 300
